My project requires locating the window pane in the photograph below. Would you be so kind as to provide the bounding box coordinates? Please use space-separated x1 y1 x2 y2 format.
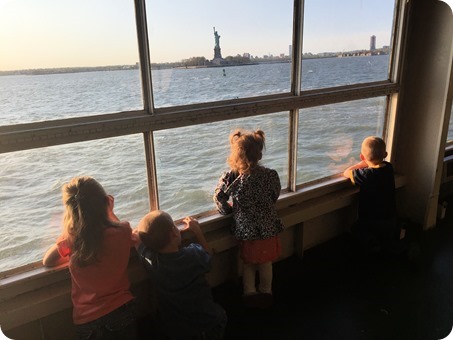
146 0 293 107
0 135 148 273
297 97 386 184
154 113 289 219
302 0 395 89
0 0 141 124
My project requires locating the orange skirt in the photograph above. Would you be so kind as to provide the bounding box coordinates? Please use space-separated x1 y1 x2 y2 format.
240 235 281 264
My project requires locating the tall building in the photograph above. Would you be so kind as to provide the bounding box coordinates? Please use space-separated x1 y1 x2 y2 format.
370 35 376 51
289 45 292 57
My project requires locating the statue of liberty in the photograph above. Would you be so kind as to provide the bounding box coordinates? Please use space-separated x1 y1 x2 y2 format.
213 27 222 59
213 27 220 48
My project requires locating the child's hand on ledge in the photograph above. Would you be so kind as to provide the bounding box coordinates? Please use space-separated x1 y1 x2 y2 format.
181 216 201 234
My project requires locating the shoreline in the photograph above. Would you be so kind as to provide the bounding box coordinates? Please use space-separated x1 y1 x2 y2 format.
0 54 390 76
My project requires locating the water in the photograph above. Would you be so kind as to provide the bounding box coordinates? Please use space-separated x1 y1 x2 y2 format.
0 55 398 272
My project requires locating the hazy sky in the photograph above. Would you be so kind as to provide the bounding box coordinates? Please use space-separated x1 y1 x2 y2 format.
0 0 398 71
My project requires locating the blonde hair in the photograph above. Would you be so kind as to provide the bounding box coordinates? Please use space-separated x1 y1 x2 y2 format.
362 136 387 164
137 210 175 251
227 129 265 174
62 176 115 267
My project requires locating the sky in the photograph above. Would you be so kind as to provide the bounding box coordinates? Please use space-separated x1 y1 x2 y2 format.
0 0 399 71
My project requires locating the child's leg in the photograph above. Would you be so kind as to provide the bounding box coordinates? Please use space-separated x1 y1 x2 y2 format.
242 263 258 295
257 262 273 294
352 220 376 247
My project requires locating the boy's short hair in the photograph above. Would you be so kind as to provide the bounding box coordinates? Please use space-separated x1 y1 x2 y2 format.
362 136 387 163
137 210 174 251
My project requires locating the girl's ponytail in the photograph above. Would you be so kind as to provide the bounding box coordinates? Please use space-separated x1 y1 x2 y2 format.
62 176 110 267
229 129 243 145
254 129 265 152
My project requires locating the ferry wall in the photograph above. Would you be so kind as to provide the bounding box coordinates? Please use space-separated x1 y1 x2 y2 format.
2 0 453 338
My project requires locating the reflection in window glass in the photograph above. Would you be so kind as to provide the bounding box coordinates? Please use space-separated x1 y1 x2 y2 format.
0 0 141 124
146 0 293 107
154 113 289 219
302 55 389 89
297 97 386 184
0 135 148 273
302 0 395 89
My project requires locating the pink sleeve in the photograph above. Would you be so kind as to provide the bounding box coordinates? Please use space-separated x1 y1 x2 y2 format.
56 235 71 257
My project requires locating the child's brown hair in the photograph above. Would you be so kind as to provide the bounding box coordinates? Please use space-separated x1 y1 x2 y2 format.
227 129 265 174
62 176 114 267
361 136 387 164
137 210 175 251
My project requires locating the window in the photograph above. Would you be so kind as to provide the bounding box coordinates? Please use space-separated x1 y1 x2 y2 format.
297 97 386 184
0 136 148 273
0 0 401 274
154 112 289 219
146 0 293 107
0 0 141 124
302 0 395 89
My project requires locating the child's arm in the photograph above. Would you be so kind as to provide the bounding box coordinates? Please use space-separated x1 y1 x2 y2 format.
43 244 69 267
213 172 234 215
343 160 368 180
131 228 142 250
181 217 213 255
270 169 282 202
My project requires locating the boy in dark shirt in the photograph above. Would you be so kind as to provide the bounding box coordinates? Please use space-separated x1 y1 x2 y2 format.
343 136 400 254
133 211 227 340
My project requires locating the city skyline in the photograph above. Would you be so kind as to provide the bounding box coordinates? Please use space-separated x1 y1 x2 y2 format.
1 0 396 71
0 34 390 75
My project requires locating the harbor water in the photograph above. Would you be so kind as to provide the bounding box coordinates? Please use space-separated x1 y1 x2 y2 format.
0 55 434 272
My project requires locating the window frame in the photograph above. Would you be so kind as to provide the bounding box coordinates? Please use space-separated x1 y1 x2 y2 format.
0 0 406 275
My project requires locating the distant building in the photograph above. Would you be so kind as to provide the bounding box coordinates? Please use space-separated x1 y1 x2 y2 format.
370 35 376 51
289 45 292 57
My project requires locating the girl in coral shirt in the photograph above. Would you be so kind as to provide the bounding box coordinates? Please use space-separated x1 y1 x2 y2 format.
43 176 137 340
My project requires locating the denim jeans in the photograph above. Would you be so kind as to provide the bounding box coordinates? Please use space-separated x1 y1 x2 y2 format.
74 300 138 340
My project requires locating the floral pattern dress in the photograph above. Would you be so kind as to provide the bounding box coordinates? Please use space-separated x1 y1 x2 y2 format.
213 166 284 241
